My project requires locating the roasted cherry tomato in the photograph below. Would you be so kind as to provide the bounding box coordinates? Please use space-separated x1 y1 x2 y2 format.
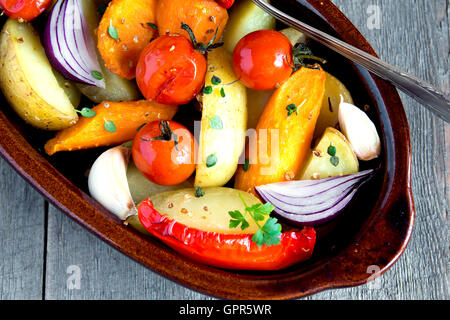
138 198 316 270
132 120 196 186
0 0 52 21
232 30 293 90
136 34 207 106
215 0 235 9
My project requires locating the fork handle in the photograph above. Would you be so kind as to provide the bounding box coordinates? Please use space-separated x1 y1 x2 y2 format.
251 0 450 122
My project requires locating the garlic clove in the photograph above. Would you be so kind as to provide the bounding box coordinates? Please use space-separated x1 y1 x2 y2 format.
338 97 381 161
88 146 137 220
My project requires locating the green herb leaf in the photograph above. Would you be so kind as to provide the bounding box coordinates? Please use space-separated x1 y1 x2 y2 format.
243 158 250 172
206 153 217 168
79 107 96 118
203 86 213 94
194 186 205 198
104 120 116 133
229 194 282 248
147 22 158 30
209 115 223 130
220 87 226 98
228 210 250 230
286 103 297 116
211 75 222 85
108 25 119 40
327 144 337 157
330 156 340 167
91 70 104 80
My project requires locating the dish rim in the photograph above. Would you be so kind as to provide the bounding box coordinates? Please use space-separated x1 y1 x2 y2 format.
0 0 414 300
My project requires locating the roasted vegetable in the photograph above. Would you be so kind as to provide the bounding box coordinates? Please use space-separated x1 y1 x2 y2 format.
0 19 78 131
195 47 247 187
138 197 316 270
223 0 276 53
156 0 228 45
44 100 178 155
234 66 326 195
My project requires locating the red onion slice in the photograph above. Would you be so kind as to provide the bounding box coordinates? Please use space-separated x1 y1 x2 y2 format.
255 169 375 226
44 0 105 88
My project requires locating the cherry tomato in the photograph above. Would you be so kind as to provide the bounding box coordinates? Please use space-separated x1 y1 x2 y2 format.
232 30 293 90
0 0 52 21
215 0 235 9
132 120 196 186
136 35 207 106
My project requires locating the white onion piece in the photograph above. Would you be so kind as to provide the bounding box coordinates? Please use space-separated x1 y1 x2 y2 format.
255 169 375 226
44 0 105 88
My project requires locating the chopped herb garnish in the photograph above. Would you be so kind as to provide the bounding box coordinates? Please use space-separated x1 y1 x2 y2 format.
203 86 213 94
147 22 158 30
76 107 96 118
209 115 223 130
330 156 340 167
286 103 298 116
243 158 250 172
91 70 104 80
211 75 222 85
206 153 217 168
104 120 117 133
194 186 205 198
228 194 282 248
220 87 226 98
108 25 119 40
327 144 337 157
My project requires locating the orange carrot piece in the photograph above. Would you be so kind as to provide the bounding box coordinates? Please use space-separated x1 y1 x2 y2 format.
234 67 326 196
156 0 228 45
97 0 158 80
44 100 178 155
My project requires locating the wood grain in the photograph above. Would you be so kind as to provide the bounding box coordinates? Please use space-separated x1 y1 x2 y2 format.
0 0 447 300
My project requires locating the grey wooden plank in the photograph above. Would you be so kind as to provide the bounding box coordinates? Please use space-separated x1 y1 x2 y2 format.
0 157 46 300
306 0 449 300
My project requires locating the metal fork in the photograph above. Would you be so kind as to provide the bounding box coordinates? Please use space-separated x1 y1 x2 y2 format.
251 0 450 122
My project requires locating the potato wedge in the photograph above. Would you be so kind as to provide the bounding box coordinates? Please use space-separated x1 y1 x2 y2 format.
0 19 78 130
195 47 247 187
76 0 140 103
298 127 359 180
313 72 354 141
149 188 267 235
223 0 276 53
127 161 193 205
53 72 81 108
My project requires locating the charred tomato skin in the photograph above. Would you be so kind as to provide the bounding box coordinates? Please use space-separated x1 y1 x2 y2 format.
136 35 207 106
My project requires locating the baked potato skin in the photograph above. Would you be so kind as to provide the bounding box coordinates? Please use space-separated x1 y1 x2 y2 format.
0 19 78 131
195 47 247 188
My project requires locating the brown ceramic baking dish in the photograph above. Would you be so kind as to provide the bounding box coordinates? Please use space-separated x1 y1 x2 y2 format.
0 0 414 299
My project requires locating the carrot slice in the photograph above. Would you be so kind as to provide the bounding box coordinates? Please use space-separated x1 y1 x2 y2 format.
234 67 326 196
97 0 158 80
44 100 178 155
156 0 228 45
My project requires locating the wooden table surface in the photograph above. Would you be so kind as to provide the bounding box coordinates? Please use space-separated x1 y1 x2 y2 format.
0 0 448 300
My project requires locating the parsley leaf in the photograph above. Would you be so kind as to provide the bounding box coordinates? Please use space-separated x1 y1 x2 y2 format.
229 194 282 248
209 115 223 130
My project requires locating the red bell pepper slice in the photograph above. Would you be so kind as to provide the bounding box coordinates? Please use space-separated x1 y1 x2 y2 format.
138 198 316 271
